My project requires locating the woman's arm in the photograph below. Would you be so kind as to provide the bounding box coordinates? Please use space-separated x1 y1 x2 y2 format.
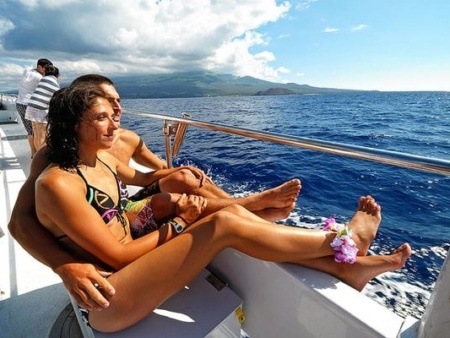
9 148 115 310
35 168 174 270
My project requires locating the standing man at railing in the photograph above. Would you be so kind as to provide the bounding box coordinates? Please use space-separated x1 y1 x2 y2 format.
16 58 53 158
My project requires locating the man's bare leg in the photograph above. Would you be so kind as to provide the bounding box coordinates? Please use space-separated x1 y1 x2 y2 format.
159 170 231 199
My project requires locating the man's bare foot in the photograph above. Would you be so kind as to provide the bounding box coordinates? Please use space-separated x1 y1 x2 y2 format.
254 203 296 222
242 179 301 211
338 243 411 291
347 195 382 256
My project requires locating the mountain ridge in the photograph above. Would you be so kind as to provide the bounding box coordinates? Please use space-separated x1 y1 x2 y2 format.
3 71 360 98
111 71 357 99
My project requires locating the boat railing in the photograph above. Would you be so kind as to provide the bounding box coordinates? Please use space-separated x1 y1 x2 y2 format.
129 112 450 176
128 111 450 338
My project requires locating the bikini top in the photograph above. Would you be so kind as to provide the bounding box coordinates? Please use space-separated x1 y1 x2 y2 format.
76 157 129 226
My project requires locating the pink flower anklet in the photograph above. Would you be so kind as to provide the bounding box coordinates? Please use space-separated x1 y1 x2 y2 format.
323 217 358 264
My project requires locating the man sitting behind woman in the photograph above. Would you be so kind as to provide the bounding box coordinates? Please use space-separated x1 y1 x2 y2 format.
35 82 411 332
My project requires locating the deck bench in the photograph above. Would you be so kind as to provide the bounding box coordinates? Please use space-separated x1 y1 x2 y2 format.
70 269 244 338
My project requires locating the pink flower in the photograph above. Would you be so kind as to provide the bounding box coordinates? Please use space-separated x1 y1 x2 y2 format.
325 218 358 264
323 217 336 231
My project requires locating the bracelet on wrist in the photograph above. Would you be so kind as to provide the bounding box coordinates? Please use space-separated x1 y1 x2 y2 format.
323 217 358 264
168 219 184 234
174 215 189 226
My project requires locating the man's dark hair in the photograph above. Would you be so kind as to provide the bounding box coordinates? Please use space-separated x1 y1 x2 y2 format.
70 74 114 87
37 58 52 67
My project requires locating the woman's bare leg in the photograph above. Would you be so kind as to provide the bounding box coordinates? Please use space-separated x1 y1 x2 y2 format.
347 195 381 256
223 195 382 256
298 243 411 291
90 205 409 332
91 207 335 331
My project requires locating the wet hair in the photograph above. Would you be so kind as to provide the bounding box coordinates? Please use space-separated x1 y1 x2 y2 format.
70 74 114 87
37 58 52 67
44 65 59 77
46 84 108 169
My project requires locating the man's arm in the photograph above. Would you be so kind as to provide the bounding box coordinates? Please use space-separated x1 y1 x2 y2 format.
8 148 115 310
120 128 167 170
133 138 167 170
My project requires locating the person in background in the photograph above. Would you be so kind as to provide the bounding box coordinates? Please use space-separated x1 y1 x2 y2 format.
25 65 60 151
16 58 53 157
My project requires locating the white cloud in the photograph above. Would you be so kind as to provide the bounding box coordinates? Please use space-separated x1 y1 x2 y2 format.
0 0 292 90
296 0 318 11
277 66 290 74
323 27 340 33
0 63 24 77
351 24 368 32
0 18 15 37
206 31 281 80
17 0 79 9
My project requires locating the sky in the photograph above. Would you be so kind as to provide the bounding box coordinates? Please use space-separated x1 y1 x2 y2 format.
1 0 449 92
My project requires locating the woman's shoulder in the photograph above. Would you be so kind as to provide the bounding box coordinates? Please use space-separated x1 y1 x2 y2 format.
37 165 82 193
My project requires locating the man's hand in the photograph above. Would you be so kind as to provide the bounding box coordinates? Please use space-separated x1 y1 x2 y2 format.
54 262 115 311
180 166 211 187
175 194 207 225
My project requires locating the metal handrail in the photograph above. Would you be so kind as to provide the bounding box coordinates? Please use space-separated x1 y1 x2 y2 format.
128 111 450 176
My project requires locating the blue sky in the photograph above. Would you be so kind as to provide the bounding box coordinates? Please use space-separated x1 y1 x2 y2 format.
1 0 449 92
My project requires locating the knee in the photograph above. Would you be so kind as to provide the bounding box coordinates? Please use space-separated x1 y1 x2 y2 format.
169 169 199 190
222 204 247 215
210 205 245 225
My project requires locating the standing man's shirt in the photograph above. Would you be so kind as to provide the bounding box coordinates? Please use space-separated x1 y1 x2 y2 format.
17 69 43 105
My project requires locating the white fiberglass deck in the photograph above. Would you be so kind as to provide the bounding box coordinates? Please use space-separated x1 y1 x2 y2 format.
0 121 70 337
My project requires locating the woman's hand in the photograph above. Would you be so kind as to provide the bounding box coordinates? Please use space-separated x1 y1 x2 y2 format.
175 193 207 225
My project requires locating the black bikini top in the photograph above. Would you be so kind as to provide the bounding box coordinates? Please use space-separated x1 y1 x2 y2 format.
75 157 129 225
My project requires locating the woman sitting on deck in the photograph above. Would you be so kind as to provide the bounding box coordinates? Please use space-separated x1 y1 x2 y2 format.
35 83 411 333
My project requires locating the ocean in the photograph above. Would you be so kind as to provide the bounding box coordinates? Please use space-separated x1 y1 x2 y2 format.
121 91 450 320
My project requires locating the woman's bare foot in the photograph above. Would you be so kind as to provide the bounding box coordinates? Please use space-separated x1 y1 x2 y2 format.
254 203 296 222
347 195 382 256
242 179 301 211
338 243 411 291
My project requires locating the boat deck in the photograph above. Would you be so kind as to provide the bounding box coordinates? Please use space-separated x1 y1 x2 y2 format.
0 120 76 337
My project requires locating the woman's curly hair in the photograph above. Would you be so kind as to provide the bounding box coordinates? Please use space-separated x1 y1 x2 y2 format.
46 84 107 169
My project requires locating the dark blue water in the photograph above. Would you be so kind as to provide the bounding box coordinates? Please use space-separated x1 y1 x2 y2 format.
121 92 450 319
